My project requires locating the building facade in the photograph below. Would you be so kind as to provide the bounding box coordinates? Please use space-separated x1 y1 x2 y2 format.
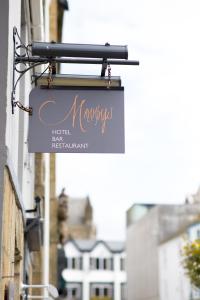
126 203 200 300
0 1 48 298
159 222 200 300
59 239 126 300
0 1 68 298
58 189 96 243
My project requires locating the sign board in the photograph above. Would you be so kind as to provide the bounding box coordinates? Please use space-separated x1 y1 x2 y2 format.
28 87 125 153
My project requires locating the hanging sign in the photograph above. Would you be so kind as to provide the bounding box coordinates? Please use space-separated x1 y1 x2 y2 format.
28 87 125 153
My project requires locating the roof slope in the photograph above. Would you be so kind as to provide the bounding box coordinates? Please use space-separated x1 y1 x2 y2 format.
64 239 125 253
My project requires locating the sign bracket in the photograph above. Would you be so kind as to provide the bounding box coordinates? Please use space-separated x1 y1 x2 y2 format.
12 26 139 115
12 27 45 114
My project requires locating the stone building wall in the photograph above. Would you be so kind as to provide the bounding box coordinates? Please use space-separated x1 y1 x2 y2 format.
58 192 96 243
50 153 58 287
67 225 96 240
49 0 59 287
50 0 58 42
0 2 66 298
1 168 24 300
30 154 44 297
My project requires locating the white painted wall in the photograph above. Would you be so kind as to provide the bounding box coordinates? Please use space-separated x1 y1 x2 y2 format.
62 241 126 300
6 0 49 211
6 0 35 211
5 1 52 295
159 236 190 300
6 0 21 174
64 242 81 257
91 243 112 257
159 223 200 300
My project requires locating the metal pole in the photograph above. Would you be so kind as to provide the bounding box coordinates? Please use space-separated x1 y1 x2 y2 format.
44 153 50 298
15 56 139 65
27 296 50 299
22 284 49 289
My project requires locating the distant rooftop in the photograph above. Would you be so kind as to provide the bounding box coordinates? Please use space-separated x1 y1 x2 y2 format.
126 203 156 226
126 203 200 243
64 239 125 253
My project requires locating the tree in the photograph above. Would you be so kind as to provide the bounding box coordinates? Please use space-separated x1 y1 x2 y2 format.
182 239 200 288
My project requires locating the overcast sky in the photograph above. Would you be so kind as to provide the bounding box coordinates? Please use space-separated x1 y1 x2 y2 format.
56 0 200 240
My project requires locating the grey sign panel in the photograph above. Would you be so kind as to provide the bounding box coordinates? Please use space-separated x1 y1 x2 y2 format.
28 87 125 153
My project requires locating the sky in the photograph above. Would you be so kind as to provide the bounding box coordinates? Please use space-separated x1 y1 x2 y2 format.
56 0 200 240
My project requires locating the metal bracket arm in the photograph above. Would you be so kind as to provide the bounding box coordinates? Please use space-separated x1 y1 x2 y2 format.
11 26 139 115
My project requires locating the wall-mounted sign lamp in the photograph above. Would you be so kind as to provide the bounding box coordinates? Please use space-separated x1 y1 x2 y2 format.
32 41 128 59
11 27 139 115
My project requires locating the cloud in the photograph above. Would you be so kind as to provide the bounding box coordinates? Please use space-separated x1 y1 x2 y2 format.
58 0 200 239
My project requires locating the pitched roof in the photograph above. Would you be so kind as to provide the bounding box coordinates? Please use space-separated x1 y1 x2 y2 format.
64 239 125 253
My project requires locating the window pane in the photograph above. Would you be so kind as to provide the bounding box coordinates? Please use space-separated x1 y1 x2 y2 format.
96 258 99 270
103 258 107 270
121 258 125 270
90 257 95 270
80 257 83 270
72 258 76 269
111 258 114 270
104 287 108 296
121 283 127 300
95 287 100 296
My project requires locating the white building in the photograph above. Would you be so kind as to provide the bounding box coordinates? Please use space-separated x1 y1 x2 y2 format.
0 1 50 297
159 222 200 300
159 234 190 300
59 239 126 300
126 203 200 300
0 1 68 298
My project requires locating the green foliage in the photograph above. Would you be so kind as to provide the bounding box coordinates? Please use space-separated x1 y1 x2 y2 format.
182 239 200 288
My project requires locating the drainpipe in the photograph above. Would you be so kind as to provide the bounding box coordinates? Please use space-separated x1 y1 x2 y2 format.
44 0 51 42
29 1 50 296
0 0 9 284
29 0 44 41
44 153 50 297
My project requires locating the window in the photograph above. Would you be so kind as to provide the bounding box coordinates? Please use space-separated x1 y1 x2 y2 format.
66 257 83 270
72 288 76 297
90 257 113 270
90 257 94 270
95 288 100 296
120 258 125 271
91 283 113 299
103 258 107 269
72 258 76 269
96 258 100 269
121 283 127 300
110 258 114 270
65 283 82 300
104 287 108 296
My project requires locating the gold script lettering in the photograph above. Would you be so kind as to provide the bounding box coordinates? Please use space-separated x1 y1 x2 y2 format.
83 106 113 134
38 95 113 134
